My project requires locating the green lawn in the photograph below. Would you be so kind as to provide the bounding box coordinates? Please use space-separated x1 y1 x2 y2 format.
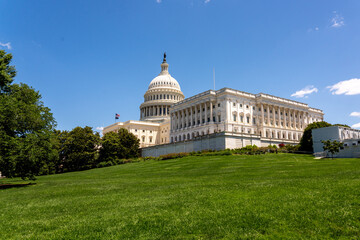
1 154 360 239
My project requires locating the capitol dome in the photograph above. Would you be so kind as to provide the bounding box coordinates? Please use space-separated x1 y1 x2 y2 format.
139 53 185 122
148 74 181 91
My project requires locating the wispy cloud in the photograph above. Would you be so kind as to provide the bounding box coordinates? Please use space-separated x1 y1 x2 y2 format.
327 78 360 95
205 0 211 3
96 127 104 131
331 12 344 28
350 112 360 117
291 86 318 98
156 0 161 3
0 42 11 50
351 123 360 129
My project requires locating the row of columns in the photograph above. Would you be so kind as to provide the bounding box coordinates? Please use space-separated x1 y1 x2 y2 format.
263 129 302 141
171 100 216 131
259 104 309 130
141 105 170 118
145 93 181 102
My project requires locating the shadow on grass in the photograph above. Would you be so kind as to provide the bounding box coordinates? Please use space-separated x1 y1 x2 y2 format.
0 183 36 190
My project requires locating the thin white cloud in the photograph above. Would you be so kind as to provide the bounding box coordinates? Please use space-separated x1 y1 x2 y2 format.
351 123 360 129
156 0 161 3
205 0 211 3
96 127 104 131
331 12 344 28
315 27 319 31
291 86 318 98
350 112 360 117
0 42 11 50
327 78 360 95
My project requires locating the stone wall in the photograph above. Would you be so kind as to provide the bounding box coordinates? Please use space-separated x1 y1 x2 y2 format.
141 131 299 157
141 133 227 157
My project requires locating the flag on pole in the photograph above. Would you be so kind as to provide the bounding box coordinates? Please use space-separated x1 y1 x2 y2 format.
115 113 120 120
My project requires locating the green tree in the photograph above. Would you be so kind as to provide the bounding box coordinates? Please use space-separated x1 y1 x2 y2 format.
299 121 332 152
321 140 343 158
60 126 100 172
333 124 351 128
99 128 140 163
0 50 57 180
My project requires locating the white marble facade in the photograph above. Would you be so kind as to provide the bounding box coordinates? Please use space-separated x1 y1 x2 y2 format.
170 88 323 146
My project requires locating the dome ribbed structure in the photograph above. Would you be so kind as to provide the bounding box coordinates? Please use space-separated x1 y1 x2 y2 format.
139 53 184 122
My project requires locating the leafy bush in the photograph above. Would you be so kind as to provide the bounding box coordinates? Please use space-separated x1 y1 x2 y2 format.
159 152 189 160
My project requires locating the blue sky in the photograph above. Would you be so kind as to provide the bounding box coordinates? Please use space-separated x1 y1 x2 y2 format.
1 0 360 133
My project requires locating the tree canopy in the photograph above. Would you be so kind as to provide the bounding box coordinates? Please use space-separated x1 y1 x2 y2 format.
99 128 140 163
0 50 57 180
299 121 332 152
321 140 343 158
58 127 100 172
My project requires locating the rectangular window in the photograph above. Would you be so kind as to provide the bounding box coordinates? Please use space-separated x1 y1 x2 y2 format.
218 103 220 107
233 114 237 121
240 104 243 107
253 118 256 124
247 117 250 123
233 103 236 107
240 116 243 122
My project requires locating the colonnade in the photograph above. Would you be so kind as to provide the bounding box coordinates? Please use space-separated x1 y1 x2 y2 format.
257 103 309 130
141 105 170 118
171 100 217 131
145 93 182 102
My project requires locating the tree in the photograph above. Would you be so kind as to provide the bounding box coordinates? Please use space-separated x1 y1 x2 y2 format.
99 128 140 163
0 50 57 180
60 126 100 172
333 124 351 128
321 140 343 159
299 121 332 152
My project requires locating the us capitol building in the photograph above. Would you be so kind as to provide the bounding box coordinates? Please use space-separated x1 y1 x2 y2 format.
103 54 324 156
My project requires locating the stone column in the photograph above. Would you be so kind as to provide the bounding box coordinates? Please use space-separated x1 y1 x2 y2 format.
261 104 264 125
182 109 185 129
288 109 292 129
284 108 287 129
186 108 189 128
190 106 193 126
195 105 198 125
272 106 276 126
302 112 305 129
267 105 270 125
170 113 173 131
277 107 281 127
227 99 231 122
200 103 203 124
204 101 208 123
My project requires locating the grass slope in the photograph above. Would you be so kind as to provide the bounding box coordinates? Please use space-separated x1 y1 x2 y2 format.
1 154 360 239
